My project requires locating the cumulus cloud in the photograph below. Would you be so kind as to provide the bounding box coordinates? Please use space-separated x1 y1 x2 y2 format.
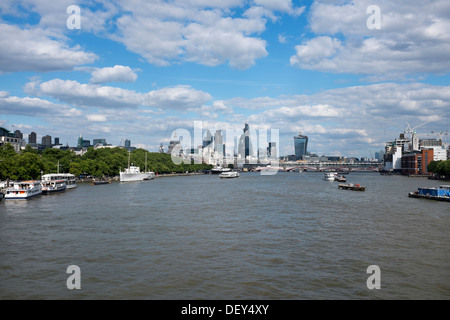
0 23 97 73
25 79 212 110
89 65 138 84
113 0 271 69
0 91 82 117
290 0 450 79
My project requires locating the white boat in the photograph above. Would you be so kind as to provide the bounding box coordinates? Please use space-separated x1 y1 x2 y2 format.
4 181 42 200
41 179 67 194
211 166 231 174
219 171 240 178
323 172 337 181
42 173 77 189
120 152 155 182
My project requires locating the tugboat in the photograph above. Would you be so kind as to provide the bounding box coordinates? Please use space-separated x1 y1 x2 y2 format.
338 183 366 191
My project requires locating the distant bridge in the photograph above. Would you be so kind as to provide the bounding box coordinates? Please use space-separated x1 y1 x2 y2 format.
245 162 381 172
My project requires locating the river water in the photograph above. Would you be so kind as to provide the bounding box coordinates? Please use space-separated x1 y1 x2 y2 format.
0 172 449 300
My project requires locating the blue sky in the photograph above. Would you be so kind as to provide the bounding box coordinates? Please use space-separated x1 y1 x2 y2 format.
1 0 449 158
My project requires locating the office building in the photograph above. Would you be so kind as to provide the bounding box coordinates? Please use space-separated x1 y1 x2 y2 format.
294 132 308 160
28 132 37 144
42 135 52 146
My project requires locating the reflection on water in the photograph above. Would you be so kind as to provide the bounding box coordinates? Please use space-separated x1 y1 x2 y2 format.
0 172 449 299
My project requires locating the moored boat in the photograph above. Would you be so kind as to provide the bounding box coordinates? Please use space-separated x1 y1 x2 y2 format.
42 173 77 189
120 152 155 182
211 166 231 174
219 171 240 178
91 180 111 185
338 183 366 191
408 185 450 202
4 181 42 200
41 179 67 194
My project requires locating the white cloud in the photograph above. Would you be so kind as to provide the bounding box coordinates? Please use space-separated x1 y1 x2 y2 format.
290 0 450 79
0 91 82 117
25 79 212 110
113 1 269 69
90 65 138 84
0 23 97 73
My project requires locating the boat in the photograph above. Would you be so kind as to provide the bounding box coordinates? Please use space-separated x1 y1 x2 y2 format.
4 181 42 200
91 180 111 185
120 152 155 182
323 172 337 181
219 171 240 178
42 173 77 189
408 185 450 202
41 179 67 194
335 175 347 182
338 183 366 191
211 165 231 174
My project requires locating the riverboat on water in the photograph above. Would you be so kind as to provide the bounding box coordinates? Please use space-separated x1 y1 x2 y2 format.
42 173 77 189
219 171 240 178
323 172 337 181
41 179 67 194
4 181 42 200
338 183 366 191
408 185 450 202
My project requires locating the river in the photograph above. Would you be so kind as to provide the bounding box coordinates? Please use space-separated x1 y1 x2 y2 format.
0 172 449 299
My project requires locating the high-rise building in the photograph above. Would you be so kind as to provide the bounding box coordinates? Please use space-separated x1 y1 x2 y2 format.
238 123 253 161
214 130 225 156
28 132 37 144
42 135 52 146
54 137 60 145
203 130 213 148
93 139 107 146
294 132 308 160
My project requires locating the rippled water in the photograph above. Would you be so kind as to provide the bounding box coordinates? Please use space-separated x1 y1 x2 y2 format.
1 172 449 299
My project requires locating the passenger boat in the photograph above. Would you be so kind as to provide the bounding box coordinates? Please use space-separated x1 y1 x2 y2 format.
323 172 337 181
120 152 155 182
41 179 67 194
219 171 240 178
408 185 450 202
338 183 366 191
211 166 231 174
4 181 42 200
42 173 77 189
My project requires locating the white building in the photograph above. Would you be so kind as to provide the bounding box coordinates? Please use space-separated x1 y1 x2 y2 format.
422 146 448 161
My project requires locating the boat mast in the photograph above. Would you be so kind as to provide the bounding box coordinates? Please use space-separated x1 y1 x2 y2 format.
145 151 148 173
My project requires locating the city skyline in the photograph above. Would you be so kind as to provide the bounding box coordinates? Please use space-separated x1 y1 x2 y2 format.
0 0 449 158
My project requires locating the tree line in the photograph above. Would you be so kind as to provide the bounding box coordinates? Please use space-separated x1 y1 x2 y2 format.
428 160 450 177
0 144 212 181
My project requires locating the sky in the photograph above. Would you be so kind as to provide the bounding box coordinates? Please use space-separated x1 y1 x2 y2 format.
0 0 449 158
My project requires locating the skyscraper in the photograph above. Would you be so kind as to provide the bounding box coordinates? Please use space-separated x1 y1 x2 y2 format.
42 135 52 146
238 123 253 161
28 132 37 144
294 132 308 160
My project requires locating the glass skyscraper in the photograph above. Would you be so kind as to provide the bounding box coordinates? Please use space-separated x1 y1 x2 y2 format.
294 132 308 160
